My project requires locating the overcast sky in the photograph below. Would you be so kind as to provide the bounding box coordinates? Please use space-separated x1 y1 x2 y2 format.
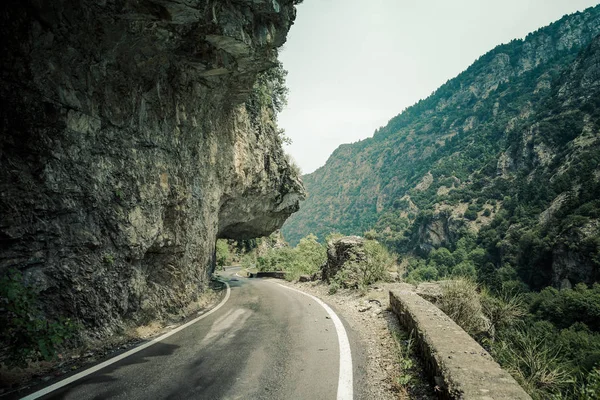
277 0 600 174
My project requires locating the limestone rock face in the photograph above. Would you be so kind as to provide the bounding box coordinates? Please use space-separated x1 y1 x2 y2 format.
322 236 366 283
0 0 304 336
416 213 465 255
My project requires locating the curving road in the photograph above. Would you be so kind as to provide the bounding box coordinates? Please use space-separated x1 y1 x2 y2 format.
21 267 364 400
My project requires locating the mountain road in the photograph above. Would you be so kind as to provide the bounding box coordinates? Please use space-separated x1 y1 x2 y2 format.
21 267 362 400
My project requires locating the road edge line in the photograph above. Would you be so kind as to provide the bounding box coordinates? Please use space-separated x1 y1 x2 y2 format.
21 280 231 400
277 283 353 400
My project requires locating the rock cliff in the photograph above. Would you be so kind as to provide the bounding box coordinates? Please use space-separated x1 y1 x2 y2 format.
0 0 304 336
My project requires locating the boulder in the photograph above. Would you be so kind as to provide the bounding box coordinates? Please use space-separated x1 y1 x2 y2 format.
321 236 366 284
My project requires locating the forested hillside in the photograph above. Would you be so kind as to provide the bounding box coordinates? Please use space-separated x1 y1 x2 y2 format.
282 5 600 290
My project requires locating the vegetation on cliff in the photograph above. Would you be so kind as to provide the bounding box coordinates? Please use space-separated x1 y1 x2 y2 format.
239 232 395 288
434 279 600 399
0 270 77 367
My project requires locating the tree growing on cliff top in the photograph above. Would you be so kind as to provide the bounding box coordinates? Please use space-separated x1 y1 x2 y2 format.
246 61 288 119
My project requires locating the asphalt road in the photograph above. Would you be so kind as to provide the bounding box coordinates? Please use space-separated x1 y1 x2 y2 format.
25 267 363 400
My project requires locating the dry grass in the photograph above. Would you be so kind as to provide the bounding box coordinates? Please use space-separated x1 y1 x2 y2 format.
480 288 527 339
436 279 487 335
492 330 574 399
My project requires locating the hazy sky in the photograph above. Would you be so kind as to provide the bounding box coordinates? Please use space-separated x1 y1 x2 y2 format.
277 0 600 174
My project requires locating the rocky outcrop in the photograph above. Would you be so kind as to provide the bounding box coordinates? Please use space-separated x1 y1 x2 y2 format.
0 0 304 337
509 34 600 287
415 211 465 254
321 236 366 282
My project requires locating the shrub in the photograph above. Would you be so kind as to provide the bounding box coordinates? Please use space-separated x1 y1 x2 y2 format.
257 247 294 272
281 234 326 280
464 209 478 220
579 367 600 399
0 270 77 368
341 240 395 288
295 234 326 272
406 265 439 282
555 323 600 374
241 253 257 270
328 281 340 295
102 253 114 265
491 327 574 399
364 229 378 240
325 232 344 242
358 240 395 285
451 261 477 280
481 288 526 338
215 239 230 268
249 234 326 281
285 153 302 176
528 283 600 331
428 247 455 268
436 279 486 335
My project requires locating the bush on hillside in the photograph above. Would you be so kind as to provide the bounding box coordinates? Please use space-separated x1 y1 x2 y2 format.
527 283 600 331
480 288 526 338
490 325 574 399
335 239 395 289
406 264 439 283
0 270 77 368
436 279 487 335
215 239 231 268
249 234 326 281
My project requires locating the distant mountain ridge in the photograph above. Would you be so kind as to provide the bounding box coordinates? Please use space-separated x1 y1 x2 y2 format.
282 5 600 288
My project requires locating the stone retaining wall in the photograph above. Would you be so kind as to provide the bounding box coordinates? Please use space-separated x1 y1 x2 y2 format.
389 289 531 399
249 271 287 279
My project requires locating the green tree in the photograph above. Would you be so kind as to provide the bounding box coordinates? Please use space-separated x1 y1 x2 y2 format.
451 261 477 280
428 247 455 268
215 239 230 268
407 265 439 282
296 234 327 270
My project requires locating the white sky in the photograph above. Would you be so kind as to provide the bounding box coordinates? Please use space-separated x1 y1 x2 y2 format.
278 0 600 174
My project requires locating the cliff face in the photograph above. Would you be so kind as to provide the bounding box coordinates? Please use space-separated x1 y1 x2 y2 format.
0 0 304 335
508 33 600 287
282 6 600 288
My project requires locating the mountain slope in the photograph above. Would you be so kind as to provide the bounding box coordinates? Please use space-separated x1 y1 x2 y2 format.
282 6 600 288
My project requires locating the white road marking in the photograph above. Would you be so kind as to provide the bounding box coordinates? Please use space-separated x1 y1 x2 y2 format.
277 283 353 400
21 281 232 400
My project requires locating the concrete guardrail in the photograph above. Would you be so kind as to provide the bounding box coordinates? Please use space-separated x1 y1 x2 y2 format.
389 289 531 399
